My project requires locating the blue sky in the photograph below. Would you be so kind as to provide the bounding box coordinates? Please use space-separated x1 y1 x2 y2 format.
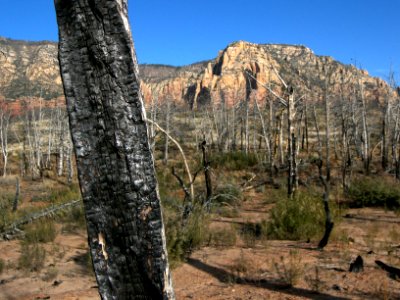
0 0 399 82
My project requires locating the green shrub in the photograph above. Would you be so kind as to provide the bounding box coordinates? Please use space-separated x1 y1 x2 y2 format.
211 152 258 170
60 204 86 232
267 192 327 241
67 205 85 225
31 184 80 204
273 250 304 287
164 206 210 268
0 258 4 274
24 220 57 244
209 226 237 247
18 243 46 271
49 184 80 203
0 193 14 231
84 250 95 275
212 184 243 207
347 177 400 209
240 220 268 247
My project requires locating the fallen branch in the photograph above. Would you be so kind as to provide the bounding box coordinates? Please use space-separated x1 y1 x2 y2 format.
1 199 81 240
240 173 256 189
375 260 400 279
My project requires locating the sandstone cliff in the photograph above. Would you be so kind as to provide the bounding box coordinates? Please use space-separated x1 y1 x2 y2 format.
0 37 391 107
185 41 389 108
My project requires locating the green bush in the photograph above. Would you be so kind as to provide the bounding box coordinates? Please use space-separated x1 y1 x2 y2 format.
0 258 4 274
18 243 46 272
240 220 268 247
0 193 14 231
66 205 86 225
267 192 327 241
273 250 304 287
31 184 81 204
347 177 400 209
24 220 57 244
60 204 86 232
164 205 210 268
212 184 243 207
264 188 287 204
209 226 237 247
211 152 258 170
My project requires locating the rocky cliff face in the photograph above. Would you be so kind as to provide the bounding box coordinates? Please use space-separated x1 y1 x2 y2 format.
186 41 389 108
0 37 390 107
0 37 61 99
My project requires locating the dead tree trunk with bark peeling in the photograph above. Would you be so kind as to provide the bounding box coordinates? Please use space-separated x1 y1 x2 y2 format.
54 0 174 299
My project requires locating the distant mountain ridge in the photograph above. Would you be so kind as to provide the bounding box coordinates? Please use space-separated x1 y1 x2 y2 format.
0 36 391 108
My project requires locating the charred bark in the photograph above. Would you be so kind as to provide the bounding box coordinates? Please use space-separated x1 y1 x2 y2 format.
54 1 174 299
200 140 212 208
12 177 20 212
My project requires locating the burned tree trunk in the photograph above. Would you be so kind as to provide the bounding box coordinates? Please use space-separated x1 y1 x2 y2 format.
201 140 213 208
12 177 20 212
54 1 174 299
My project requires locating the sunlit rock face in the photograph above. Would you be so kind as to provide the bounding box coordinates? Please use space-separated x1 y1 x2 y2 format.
0 37 391 107
0 37 61 99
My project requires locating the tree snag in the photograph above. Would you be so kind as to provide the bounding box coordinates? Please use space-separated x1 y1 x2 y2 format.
200 140 213 208
54 1 174 299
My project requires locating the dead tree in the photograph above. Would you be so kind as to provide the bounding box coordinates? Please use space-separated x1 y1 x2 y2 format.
200 140 213 208
0 98 11 177
359 77 371 174
338 70 353 192
392 97 400 180
12 177 20 212
147 119 195 202
317 67 334 249
287 86 297 196
382 81 391 171
163 97 171 165
149 91 159 151
54 1 174 299
245 69 301 195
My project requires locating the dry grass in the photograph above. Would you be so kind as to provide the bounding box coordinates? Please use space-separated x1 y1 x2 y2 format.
208 225 237 247
18 242 46 272
273 250 305 287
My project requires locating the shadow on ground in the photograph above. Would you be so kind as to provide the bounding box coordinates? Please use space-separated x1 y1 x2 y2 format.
187 257 350 300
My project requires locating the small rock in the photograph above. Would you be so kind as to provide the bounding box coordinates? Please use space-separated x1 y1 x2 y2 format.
52 280 63 286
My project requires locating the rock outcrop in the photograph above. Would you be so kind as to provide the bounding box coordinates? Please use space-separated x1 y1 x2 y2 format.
0 37 61 99
0 37 391 108
185 41 389 108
